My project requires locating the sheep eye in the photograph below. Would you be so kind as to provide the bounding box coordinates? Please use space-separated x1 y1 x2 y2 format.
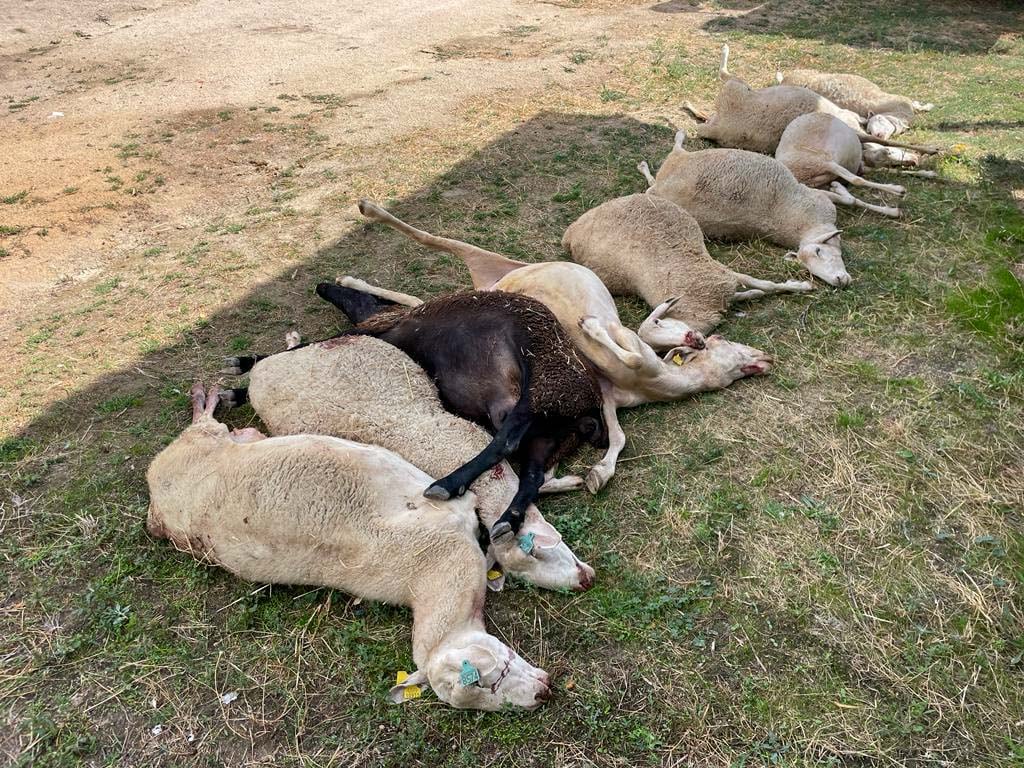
653 319 661 325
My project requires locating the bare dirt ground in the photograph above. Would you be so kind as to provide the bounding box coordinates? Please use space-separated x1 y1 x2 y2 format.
0 0 716 425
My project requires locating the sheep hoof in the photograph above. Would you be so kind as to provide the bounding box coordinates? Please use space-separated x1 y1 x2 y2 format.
218 390 238 410
490 520 514 543
585 465 611 494
221 357 244 375
423 484 451 501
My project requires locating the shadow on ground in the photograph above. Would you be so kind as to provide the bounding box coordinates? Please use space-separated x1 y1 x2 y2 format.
652 0 1023 54
16 112 678 443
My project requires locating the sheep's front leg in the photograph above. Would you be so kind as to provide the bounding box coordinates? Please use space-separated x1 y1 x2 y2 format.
733 289 766 301
336 275 424 307
579 316 644 370
539 468 585 494
828 162 905 195
584 386 626 495
731 272 814 299
190 382 210 422
892 169 938 179
424 406 533 501
490 436 557 542
825 182 901 218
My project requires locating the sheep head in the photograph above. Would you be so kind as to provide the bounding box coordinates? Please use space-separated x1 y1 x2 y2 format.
866 113 910 140
489 514 594 592
390 633 551 711
670 335 773 389
638 296 707 352
794 230 850 288
862 142 920 168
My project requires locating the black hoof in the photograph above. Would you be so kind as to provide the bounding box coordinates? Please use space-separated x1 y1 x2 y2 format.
222 356 256 376
490 520 514 543
218 388 248 410
423 484 451 501
221 357 243 376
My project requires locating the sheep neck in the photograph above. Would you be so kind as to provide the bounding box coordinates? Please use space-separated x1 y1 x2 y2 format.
640 357 721 404
409 557 487 668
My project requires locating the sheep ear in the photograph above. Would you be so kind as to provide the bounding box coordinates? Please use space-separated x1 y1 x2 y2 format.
531 521 563 550
815 229 842 244
388 669 430 704
484 548 506 592
462 645 500 677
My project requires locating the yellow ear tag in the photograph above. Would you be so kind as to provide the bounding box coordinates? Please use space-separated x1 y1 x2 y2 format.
487 569 502 581
672 353 685 366
395 670 422 700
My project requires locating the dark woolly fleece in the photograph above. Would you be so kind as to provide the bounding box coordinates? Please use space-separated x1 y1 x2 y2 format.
349 290 603 420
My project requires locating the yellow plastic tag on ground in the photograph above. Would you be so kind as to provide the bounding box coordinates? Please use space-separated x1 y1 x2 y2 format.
487 569 502 581
395 670 422 700
672 353 684 366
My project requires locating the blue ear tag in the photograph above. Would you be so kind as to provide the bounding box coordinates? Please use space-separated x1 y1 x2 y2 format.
518 532 535 554
460 660 481 687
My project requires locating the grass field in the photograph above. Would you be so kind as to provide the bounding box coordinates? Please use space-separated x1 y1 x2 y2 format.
2 1 1023 765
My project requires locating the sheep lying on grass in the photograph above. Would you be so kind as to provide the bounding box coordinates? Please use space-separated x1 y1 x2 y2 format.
775 113 909 218
147 383 552 711
354 199 773 494
640 130 851 287
563 193 813 335
685 45 936 155
309 286 606 543
220 335 595 592
777 69 934 140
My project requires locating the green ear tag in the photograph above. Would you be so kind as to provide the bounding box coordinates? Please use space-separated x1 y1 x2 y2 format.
518 532 535 553
460 660 480 687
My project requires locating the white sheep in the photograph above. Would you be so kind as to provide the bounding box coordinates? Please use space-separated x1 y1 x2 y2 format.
562 193 813 334
639 130 851 287
775 113 910 218
353 200 774 494
221 335 595 592
777 69 934 140
685 45 936 155
147 383 552 711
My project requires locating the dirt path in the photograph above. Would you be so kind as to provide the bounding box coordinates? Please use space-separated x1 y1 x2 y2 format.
0 0 729 429
0 0 692 317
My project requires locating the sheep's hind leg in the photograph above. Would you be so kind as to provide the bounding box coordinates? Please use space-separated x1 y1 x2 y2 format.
579 316 644 370
637 161 656 188
829 162 905 195
490 437 558 542
424 407 533 501
732 272 814 298
825 182 900 218
357 199 528 290
584 386 626 495
682 101 709 122
335 276 423 307
218 387 249 410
